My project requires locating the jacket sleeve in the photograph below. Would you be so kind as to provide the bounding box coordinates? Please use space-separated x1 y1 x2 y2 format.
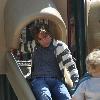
56 41 79 86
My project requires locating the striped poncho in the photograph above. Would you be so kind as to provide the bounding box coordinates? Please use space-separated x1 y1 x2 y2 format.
31 39 79 86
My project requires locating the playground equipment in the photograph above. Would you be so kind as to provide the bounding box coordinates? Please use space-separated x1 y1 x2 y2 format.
0 0 67 99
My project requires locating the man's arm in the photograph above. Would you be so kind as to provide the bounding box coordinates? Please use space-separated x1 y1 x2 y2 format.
56 41 79 87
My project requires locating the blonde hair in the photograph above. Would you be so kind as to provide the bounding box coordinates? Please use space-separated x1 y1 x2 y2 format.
86 49 100 70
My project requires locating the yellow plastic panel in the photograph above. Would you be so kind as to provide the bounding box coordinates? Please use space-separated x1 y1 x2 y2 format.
5 0 67 50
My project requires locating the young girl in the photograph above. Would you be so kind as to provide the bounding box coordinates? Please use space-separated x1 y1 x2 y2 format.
72 49 100 100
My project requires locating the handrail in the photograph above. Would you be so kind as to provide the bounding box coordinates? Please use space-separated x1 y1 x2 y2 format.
6 52 35 100
17 60 31 67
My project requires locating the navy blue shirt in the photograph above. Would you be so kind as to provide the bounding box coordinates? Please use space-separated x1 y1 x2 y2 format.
32 43 62 79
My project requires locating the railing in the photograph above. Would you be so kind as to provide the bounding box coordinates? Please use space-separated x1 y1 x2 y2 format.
6 52 35 100
17 60 31 67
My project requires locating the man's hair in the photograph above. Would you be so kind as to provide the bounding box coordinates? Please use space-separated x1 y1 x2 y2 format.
86 49 100 70
34 25 53 41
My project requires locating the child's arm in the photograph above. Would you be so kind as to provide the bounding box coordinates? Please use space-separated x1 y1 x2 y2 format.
71 81 86 100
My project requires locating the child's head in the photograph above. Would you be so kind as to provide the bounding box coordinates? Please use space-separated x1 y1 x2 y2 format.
86 49 100 76
34 26 53 47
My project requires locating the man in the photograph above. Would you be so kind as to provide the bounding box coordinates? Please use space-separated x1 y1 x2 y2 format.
30 25 79 100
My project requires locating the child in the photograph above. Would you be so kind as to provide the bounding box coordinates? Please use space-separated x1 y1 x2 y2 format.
30 25 79 100
72 49 100 100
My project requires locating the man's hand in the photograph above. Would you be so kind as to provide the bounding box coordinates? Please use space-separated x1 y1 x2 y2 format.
64 67 73 88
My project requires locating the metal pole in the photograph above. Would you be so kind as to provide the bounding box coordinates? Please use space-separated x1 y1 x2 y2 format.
74 0 87 77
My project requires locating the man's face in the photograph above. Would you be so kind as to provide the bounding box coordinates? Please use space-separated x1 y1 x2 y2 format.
37 32 52 47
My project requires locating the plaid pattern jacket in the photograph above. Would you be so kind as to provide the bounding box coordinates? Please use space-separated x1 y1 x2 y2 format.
31 39 79 86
